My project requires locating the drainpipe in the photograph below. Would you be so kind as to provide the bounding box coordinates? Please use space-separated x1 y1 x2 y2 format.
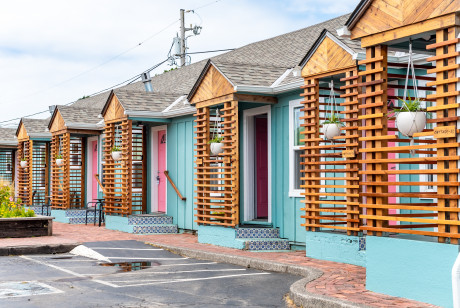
452 252 460 308
141 72 153 92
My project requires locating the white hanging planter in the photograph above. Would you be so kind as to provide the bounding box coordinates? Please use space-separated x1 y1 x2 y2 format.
56 158 64 166
322 123 342 140
210 142 224 155
20 161 27 168
111 151 122 161
396 112 426 137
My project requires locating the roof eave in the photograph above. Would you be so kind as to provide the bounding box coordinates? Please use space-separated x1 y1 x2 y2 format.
345 0 372 30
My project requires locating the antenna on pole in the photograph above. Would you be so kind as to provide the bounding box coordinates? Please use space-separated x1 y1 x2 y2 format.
176 9 203 67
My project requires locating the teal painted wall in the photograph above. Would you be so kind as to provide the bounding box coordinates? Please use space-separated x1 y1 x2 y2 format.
167 115 197 230
271 90 305 243
306 231 366 266
367 236 458 307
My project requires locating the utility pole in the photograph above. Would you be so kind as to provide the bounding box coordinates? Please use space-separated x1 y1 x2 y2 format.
179 9 186 67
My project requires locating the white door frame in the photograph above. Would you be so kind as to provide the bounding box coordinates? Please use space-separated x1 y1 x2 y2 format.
86 136 98 203
243 105 272 223
150 125 168 213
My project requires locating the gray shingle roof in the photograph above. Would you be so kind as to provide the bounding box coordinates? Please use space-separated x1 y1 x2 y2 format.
0 128 17 147
114 90 180 113
22 118 50 135
213 62 288 87
71 92 110 110
57 105 102 126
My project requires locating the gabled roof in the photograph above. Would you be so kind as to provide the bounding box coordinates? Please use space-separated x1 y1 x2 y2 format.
48 105 103 131
16 118 51 140
345 0 371 29
299 29 363 68
0 128 18 148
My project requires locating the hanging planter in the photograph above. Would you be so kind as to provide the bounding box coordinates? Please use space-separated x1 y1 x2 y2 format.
111 146 122 161
20 159 27 168
394 97 426 137
208 108 224 155
55 154 64 166
208 136 224 155
322 80 343 140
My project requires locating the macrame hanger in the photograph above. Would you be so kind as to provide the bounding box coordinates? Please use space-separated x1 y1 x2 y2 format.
213 108 221 140
325 79 337 141
402 39 420 156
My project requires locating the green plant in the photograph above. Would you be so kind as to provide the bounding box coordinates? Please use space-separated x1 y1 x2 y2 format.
0 181 34 218
388 95 424 118
111 146 121 152
20 158 26 162
207 136 224 144
322 112 343 125
55 154 63 159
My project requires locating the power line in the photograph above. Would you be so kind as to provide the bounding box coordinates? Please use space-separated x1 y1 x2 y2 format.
192 0 225 11
186 48 234 55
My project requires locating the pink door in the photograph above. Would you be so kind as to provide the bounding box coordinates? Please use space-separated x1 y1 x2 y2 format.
91 141 98 202
158 130 167 212
255 117 268 219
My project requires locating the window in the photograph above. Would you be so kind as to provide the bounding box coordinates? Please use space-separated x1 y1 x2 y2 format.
289 99 305 197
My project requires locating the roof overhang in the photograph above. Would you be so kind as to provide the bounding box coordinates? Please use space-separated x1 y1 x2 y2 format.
234 79 304 95
345 0 372 30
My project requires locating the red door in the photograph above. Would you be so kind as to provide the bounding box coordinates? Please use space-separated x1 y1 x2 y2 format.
92 140 98 202
255 117 268 219
158 130 167 212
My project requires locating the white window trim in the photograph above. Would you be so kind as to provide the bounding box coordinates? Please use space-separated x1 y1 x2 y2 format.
289 99 304 197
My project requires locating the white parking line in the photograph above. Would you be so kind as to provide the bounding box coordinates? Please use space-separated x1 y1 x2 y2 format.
106 268 248 281
89 248 163 251
104 257 187 260
119 272 271 287
20 256 118 288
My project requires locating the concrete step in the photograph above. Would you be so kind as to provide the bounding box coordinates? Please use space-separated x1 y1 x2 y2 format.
132 224 178 234
128 215 173 225
235 227 280 239
239 238 290 251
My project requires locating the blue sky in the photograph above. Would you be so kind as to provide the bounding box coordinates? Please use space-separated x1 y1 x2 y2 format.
0 0 360 125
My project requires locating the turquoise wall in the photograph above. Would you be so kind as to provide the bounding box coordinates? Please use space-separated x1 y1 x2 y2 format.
367 236 458 307
306 231 366 266
167 115 197 230
271 90 305 243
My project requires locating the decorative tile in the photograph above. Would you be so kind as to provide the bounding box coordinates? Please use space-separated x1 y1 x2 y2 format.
359 237 366 251
235 228 279 239
128 216 173 225
244 239 290 251
132 224 178 234
68 216 102 224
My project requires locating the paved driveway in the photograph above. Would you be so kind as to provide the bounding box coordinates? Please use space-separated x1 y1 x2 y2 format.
0 240 298 307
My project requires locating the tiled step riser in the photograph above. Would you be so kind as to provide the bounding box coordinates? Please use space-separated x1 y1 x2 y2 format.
68 217 102 224
128 216 173 225
132 224 178 234
244 240 290 251
235 228 280 239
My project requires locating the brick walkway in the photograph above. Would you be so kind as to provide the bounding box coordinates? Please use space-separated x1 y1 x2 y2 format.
0 222 438 308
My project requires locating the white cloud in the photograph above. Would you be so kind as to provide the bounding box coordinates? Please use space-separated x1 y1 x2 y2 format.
0 0 350 125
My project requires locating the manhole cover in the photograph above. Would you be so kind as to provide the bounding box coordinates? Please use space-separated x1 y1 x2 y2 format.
0 281 62 298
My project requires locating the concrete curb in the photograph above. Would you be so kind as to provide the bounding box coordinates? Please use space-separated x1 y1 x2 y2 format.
146 242 369 308
0 243 81 256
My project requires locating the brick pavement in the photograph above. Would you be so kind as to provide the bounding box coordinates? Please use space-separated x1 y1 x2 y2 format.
0 222 438 308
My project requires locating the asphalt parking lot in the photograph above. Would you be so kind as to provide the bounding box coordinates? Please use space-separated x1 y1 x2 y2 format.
0 240 299 307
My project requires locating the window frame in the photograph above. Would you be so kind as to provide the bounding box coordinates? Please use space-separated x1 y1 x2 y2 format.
288 99 305 197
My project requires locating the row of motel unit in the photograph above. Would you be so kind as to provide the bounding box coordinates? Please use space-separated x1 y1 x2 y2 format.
0 1 459 306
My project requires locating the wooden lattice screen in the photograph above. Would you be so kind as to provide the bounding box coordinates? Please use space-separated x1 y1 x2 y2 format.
51 134 85 209
0 150 14 183
301 68 361 234
103 120 146 216
17 140 32 204
358 28 460 243
194 100 239 227
31 142 48 206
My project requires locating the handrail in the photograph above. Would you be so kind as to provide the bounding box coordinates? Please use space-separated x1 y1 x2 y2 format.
164 170 186 201
94 174 107 194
